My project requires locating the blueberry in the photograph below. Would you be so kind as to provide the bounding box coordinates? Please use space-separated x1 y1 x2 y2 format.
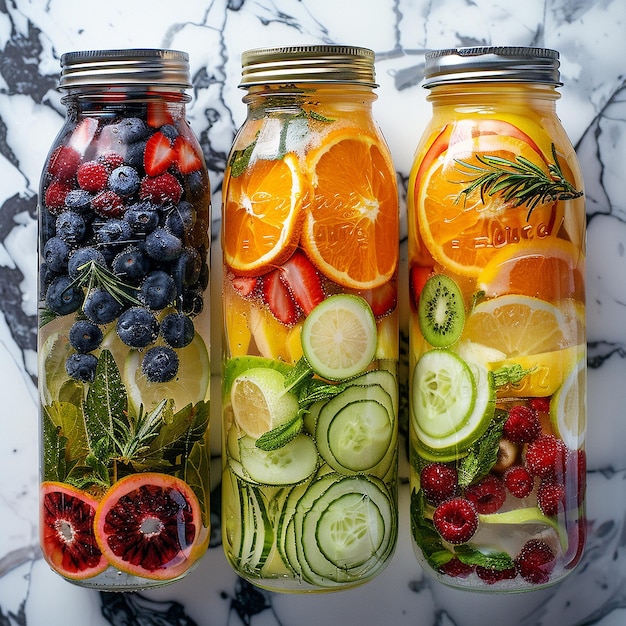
185 169 206 200
139 270 177 310
160 312 194 348
65 353 99 382
64 189 92 212
116 306 159 348
83 288 124 324
68 247 107 278
126 140 147 169
172 247 201 292
160 124 179 142
164 201 195 237
69 320 103 353
181 287 204 316
56 211 87 244
113 117 148 143
144 227 183 261
95 219 133 246
45 275 83 315
124 201 160 235
112 245 151 282
109 165 140 197
141 345 179 382
43 236 70 272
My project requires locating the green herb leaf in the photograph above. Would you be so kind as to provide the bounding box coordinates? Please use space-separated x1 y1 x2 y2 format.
229 133 258 178
409 488 452 568
43 400 90 465
454 544 515 570
255 414 303 451
492 363 536 388
183 435 211 528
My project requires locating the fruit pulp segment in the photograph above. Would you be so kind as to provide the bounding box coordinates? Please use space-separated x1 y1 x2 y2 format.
408 109 586 590
38 99 212 588
221 89 399 591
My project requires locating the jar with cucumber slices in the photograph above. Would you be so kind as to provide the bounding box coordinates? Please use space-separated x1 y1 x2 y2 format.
221 46 399 592
408 47 586 591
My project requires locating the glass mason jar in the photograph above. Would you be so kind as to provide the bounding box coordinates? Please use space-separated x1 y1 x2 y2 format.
221 45 400 592
38 49 212 590
408 47 586 591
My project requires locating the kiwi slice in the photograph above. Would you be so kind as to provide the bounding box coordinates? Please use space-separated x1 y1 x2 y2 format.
417 274 465 347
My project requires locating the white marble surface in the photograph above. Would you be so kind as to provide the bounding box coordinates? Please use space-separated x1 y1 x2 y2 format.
1 0 625 624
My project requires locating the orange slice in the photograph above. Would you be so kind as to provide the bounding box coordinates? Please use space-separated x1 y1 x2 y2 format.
417 134 561 277
302 129 398 289
477 237 585 302
222 152 305 275
461 294 571 358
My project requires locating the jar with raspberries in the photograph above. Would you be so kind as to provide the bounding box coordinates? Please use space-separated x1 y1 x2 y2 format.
38 49 212 590
408 48 586 590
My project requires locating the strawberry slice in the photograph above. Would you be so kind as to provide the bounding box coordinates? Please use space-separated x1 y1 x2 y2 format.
279 250 325 315
350 279 397 318
232 275 258 298
144 132 175 177
409 265 433 310
262 269 300 325
68 117 98 156
147 99 174 128
174 136 203 174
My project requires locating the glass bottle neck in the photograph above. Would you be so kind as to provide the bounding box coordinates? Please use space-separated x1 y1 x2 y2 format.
427 82 559 108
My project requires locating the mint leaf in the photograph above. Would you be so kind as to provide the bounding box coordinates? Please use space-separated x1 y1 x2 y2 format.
492 363 535 388
43 400 89 466
229 133 258 178
255 414 303 451
454 544 514 570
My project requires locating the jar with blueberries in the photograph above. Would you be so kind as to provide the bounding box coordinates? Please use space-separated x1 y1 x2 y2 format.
38 49 212 590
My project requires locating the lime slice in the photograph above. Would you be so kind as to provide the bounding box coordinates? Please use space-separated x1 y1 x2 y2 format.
301 294 377 381
550 353 586 450
124 333 210 414
412 350 495 456
230 367 299 439
40 330 73 405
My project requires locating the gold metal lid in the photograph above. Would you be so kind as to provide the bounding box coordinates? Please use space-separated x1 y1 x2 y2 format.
424 46 561 87
239 45 377 87
59 49 192 89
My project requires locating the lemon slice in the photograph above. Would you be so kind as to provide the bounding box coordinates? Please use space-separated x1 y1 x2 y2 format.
301 294 377 381
124 333 210 414
550 355 586 450
230 367 299 439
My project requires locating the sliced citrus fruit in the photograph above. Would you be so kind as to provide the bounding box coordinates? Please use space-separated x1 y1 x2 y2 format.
41 482 108 580
462 294 571 358
477 237 585 302
230 367 299 439
94 472 204 580
249 306 292 362
302 129 398 289
124 333 210 414
223 152 305 276
550 355 586 449
417 134 561 277
491 344 582 398
301 294 377 380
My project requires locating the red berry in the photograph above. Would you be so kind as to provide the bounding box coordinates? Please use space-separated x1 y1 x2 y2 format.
231 276 258 298
47 145 81 180
44 180 72 213
504 466 534 498
537 480 565 516
432 497 478 544
529 397 550 414
503 404 541 444
147 99 174 128
420 463 458 505
92 190 124 218
262 268 300 325
279 250 325 315
525 435 566 479
77 160 109 192
350 278 397 318
98 151 125 172
140 173 183 204
439 557 474 578
476 565 517 584
515 539 556 584
409 265 432 310
465 474 506 514
174 135 203 174
144 131 176 177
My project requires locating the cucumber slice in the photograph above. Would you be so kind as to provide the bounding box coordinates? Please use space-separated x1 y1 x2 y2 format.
350 368 398 417
413 353 496 456
239 433 318 485
301 476 396 583
316 384 393 473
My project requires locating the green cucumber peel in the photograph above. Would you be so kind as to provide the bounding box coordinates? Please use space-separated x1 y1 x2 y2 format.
479 506 568 552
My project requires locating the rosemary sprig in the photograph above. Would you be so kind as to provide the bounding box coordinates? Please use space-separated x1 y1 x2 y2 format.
455 143 583 219
73 259 141 306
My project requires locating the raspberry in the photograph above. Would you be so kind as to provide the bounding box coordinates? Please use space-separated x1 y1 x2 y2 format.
529 397 550 414
140 173 183 204
439 557 474 578
537 480 565 516
464 474 506 514
515 539 556 585
48 145 81 180
92 190 125 218
475 565 517 585
44 180 73 213
77 160 109 192
503 404 541 443
98 151 125 172
525 435 566 479
504 466 534 498
420 463 458 505
432 497 478 544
